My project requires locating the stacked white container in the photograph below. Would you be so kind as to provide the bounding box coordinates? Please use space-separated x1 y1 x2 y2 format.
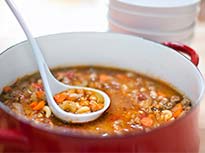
108 0 200 43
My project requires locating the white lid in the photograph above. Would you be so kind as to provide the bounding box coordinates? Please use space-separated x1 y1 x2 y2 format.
110 0 200 15
116 0 200 8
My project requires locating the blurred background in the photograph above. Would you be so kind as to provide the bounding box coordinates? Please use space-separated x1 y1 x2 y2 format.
0 0 109 51
199 0 205 21
0 0 204 50
0 0 205 152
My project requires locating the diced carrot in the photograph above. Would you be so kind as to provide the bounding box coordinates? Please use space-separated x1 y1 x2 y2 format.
141 117 153 127
33 101 45 111
172 103 183 118
99 74 112 82
30 101 38 108
3 86 12 93
173 109 182 118
36 91 45 99
172 103 183 111
54 93 67 103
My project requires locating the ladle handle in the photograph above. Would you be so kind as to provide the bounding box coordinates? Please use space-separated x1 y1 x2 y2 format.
5 0 53 99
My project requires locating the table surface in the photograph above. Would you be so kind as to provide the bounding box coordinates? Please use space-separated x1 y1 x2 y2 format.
0 0 205 152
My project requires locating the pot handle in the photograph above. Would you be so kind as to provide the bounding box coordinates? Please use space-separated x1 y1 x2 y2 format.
0 129 29 149
163 42 199 66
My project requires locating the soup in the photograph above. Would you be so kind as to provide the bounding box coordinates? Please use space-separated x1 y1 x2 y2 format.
55 88 105 114
0 66 191 136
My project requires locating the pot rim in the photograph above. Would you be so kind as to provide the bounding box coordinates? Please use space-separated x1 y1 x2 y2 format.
0 32 204 139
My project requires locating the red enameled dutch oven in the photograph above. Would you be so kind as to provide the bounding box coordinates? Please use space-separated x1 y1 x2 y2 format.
0 33 204 152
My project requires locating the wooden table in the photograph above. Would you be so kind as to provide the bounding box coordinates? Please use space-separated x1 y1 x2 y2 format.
0 0 205 152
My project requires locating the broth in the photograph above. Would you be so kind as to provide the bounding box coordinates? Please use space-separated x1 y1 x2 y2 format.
0 66 191 136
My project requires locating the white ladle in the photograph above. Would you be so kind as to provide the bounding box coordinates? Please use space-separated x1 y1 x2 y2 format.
5 0 110 123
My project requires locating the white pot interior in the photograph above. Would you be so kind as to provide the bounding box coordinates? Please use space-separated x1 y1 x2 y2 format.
0 33 204 106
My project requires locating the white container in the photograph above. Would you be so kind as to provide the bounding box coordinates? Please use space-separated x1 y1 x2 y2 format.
108 5 197 31
109 0 200 16
109 18 194 43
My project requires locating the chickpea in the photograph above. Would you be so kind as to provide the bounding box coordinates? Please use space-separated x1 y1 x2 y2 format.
55 88 105 114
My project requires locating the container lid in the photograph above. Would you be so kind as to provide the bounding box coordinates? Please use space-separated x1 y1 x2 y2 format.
110 0 200 15
116 0 200 8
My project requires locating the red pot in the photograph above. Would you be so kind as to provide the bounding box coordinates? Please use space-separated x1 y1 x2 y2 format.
0 33 204 152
